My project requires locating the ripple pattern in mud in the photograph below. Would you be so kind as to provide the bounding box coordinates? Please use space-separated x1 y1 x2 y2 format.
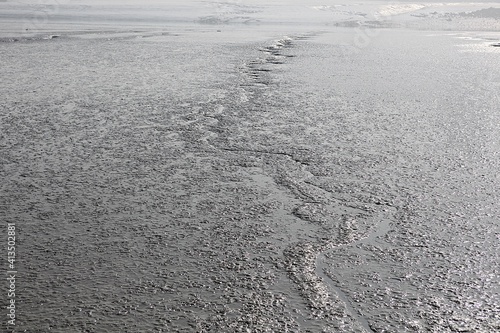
1 25 499 333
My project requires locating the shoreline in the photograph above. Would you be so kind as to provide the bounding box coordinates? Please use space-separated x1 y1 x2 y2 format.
1 1 500 40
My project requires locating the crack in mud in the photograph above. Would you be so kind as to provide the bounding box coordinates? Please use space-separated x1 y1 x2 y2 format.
146 31 394 331
195 33 392 331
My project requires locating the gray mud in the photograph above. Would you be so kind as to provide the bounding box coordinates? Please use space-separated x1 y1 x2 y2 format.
1 2 500 333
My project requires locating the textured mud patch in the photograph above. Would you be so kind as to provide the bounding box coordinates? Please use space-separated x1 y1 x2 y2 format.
1 11 499 333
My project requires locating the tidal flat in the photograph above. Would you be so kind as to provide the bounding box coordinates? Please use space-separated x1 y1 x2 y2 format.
1 1 499 332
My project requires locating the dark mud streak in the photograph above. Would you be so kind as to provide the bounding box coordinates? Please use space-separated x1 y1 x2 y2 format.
219 147 311 167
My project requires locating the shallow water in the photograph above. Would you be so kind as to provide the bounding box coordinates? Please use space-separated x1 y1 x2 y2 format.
1 2 500 333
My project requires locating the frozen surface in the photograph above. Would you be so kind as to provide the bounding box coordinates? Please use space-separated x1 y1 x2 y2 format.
1 1 500 332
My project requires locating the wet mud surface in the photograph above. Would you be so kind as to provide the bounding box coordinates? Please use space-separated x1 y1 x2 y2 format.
1 21 499 333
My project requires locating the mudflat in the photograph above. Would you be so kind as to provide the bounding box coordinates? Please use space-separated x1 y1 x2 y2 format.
1 1 499 332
